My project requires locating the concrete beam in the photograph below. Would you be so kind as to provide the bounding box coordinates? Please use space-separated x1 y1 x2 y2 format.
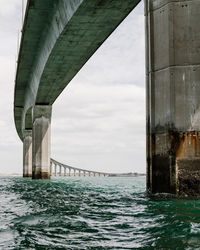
14 0 141 141
32 105 52 179
23 130 32 177
146 0 200 196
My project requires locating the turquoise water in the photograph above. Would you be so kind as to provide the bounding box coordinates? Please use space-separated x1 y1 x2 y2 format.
1 177 200 249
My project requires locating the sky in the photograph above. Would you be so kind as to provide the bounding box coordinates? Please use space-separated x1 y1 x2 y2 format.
0 0 145 174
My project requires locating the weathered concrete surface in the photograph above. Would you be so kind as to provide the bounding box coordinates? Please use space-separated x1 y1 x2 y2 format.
14 0 141 141
146 0 200 196
23 130 32 177
32 105 52 179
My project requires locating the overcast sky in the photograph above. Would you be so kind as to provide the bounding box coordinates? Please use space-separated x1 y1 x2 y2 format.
0 0 145 174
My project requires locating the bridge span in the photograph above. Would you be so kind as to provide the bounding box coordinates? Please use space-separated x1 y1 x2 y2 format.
14 0 200 196
15 0 140 179
50 159 109 177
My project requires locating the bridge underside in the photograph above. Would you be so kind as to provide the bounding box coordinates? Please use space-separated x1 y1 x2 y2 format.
14 0 141 140
14 0 141 180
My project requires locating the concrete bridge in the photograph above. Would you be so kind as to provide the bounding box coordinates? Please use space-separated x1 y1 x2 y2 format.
14 0 200 196
50 159 109 177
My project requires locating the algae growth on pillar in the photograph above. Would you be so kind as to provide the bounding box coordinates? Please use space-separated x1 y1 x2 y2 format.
146 0 200 196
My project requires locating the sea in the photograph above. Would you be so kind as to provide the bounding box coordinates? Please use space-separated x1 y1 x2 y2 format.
1 176 200 249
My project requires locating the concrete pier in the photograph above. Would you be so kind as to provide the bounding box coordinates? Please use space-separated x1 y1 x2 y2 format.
23 130 32 177
146 0 200 196
32 105 52 179
55 164 57 176
50 161 52 176
59 165 62 176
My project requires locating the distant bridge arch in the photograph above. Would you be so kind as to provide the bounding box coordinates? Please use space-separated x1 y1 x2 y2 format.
50 159 109 177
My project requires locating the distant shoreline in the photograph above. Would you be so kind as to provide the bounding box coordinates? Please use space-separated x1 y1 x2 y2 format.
0 174 22 177
108 174 146 177
0 173 146 177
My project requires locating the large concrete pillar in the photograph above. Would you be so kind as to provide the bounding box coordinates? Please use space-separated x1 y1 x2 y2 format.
146 0 200 196
32 105 52 179
23 130 32 177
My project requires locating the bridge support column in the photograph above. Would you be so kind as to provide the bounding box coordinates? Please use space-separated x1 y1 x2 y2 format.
146 0 200 196
50 161 52 176
32 105 52 179
59 165 62 176
23 130 32 177
55 164 57 176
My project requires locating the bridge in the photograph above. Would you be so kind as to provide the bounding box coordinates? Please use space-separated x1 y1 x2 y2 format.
14 0 200 197
50 159 110 177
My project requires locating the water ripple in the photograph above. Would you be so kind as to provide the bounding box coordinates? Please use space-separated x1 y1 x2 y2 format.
0 176 200 248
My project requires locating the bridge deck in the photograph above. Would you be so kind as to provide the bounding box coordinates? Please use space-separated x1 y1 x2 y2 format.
14 0 141 140
51 158 110 175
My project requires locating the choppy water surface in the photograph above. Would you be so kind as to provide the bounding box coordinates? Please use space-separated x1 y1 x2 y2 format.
1 177 200 249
